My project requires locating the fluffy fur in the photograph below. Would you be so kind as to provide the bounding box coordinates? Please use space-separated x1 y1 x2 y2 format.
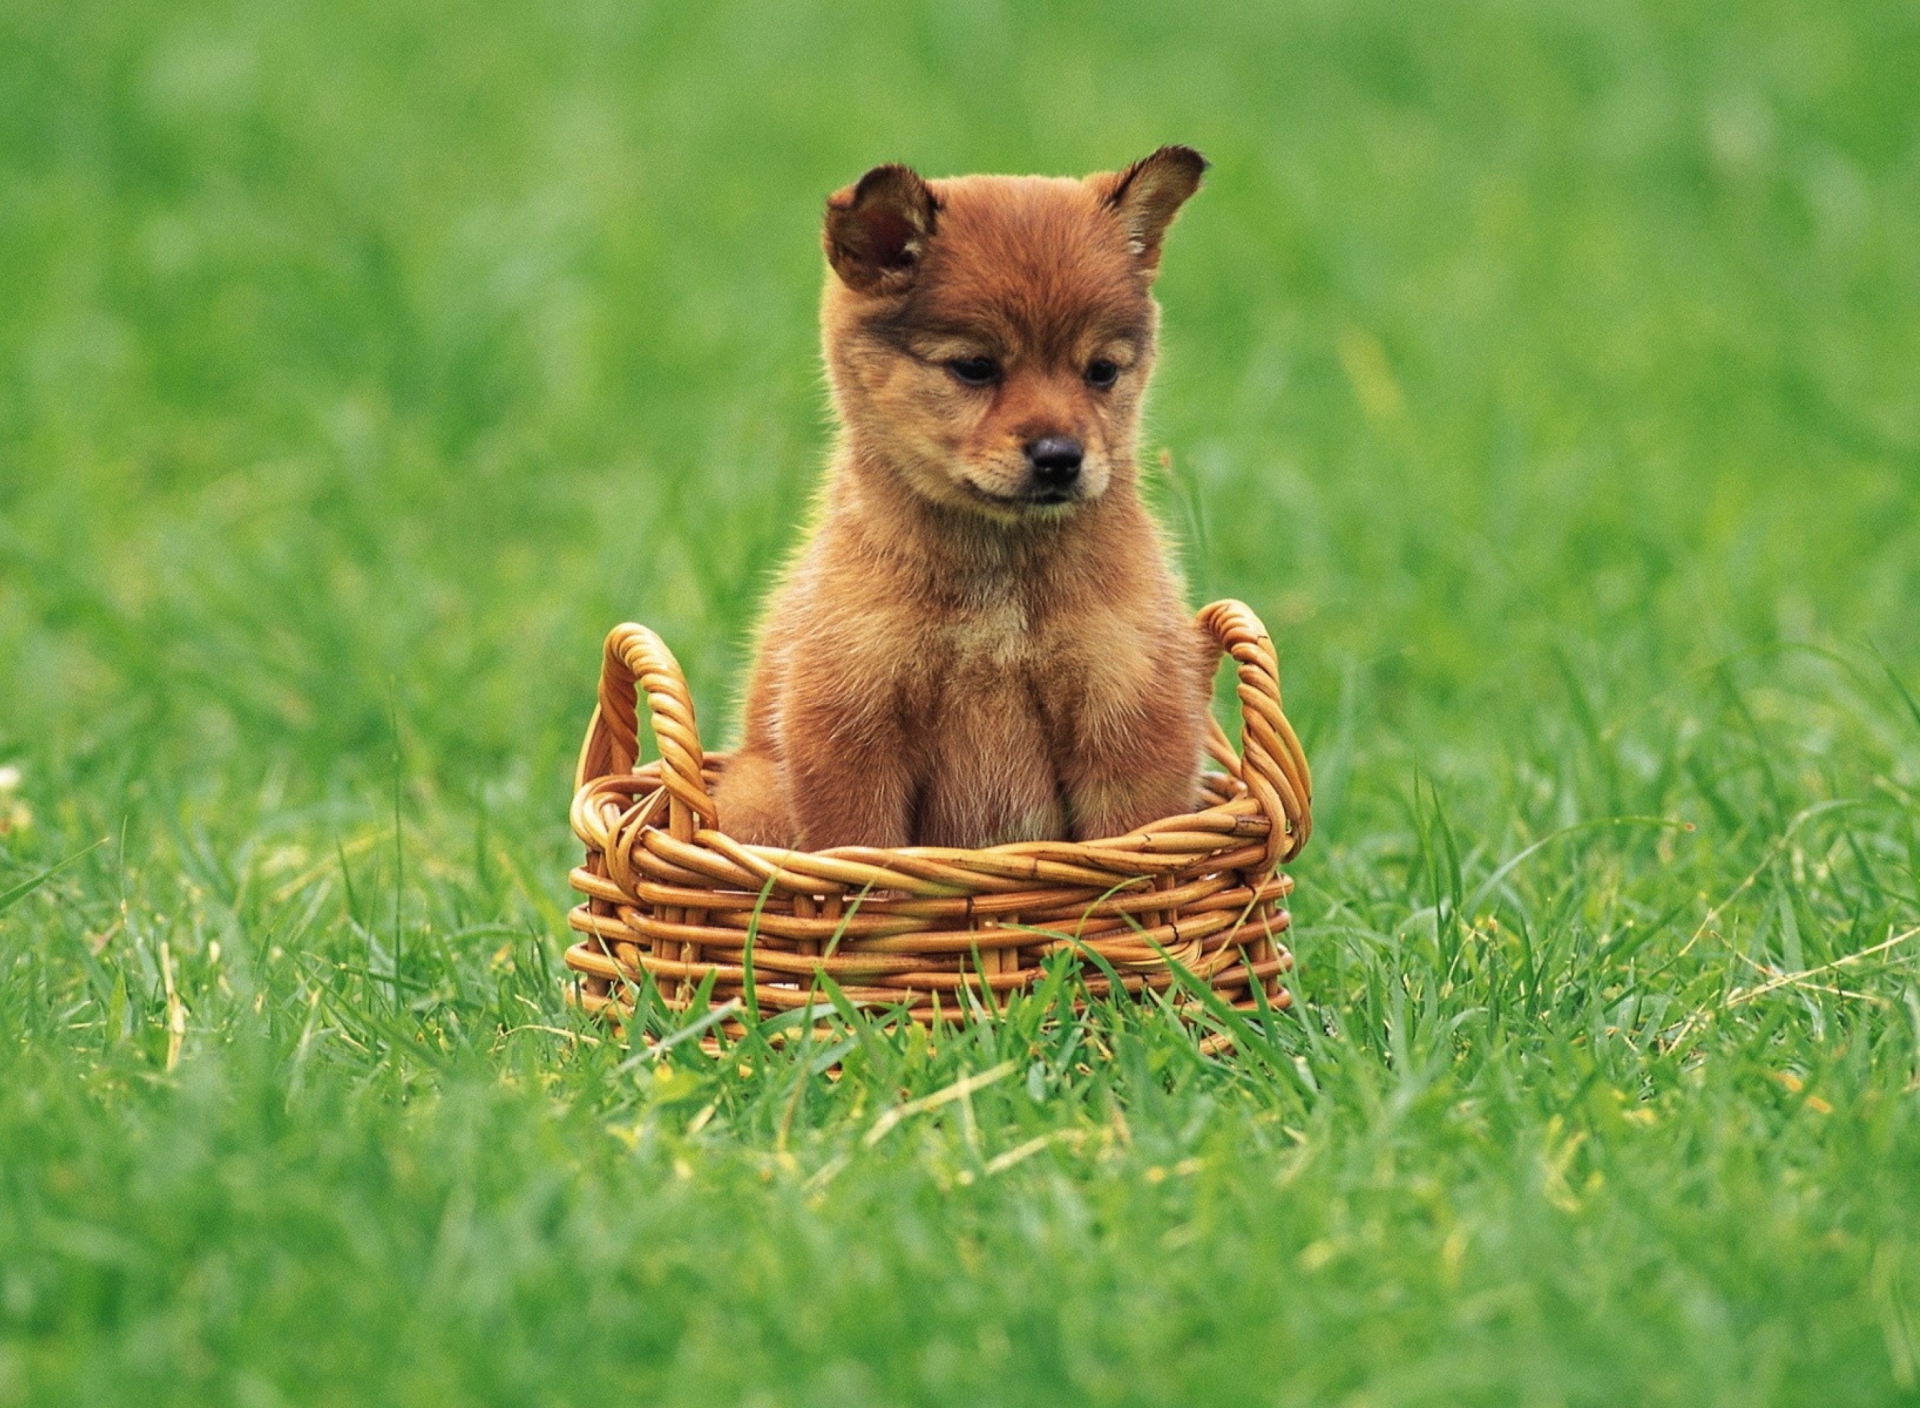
715 147 1217 850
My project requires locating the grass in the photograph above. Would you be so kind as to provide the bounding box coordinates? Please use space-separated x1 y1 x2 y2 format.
3 0 1920 1402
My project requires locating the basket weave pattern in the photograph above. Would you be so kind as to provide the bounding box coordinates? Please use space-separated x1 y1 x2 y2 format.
564 599 1312 1023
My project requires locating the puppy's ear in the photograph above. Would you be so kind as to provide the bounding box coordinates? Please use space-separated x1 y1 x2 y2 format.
1098 145 1208 272
823 163 939 295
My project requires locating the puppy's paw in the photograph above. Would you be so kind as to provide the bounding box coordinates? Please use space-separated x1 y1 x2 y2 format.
714 752 797 848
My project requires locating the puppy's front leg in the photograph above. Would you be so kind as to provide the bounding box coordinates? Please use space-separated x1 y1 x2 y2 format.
781 684 914 850
1064 731 1204 841
1062 629 1212 842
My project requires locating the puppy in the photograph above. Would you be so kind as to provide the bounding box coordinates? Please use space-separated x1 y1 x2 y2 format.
715 147 1217 851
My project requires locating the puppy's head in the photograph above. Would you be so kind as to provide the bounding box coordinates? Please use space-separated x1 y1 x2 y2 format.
820 147 1206 521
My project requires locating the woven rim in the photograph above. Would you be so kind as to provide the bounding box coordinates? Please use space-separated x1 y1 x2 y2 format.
564 599 1312 1024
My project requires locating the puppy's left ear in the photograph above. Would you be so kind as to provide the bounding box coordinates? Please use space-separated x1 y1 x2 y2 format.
1098 145 1208 272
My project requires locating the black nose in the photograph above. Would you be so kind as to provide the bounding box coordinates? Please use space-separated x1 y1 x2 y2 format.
1025 435 1084 487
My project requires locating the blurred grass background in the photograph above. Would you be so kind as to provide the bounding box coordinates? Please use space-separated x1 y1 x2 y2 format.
3 1 1920 1404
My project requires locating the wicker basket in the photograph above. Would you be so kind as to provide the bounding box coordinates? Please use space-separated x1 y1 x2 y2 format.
563 599 1311 1030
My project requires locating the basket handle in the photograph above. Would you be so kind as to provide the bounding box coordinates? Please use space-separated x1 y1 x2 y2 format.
1199 599 1313 864
573 624 717 841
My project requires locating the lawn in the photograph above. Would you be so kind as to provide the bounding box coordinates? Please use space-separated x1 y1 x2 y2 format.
4 0 1920 1403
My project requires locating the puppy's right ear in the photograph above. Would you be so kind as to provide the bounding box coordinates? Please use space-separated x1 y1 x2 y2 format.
823 164 938 295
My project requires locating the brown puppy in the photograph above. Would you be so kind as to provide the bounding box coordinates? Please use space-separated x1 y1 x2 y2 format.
715 147 1217 850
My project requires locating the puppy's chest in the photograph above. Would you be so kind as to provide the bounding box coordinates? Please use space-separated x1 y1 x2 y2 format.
941 598 1035 670
909 598 1056 712
904 596 1137 729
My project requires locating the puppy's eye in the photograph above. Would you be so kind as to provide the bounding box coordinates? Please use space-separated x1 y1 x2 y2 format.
947 356 999 387
1085 359 1120 389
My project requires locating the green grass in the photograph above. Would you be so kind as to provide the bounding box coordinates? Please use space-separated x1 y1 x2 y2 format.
4 0 1920 1402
